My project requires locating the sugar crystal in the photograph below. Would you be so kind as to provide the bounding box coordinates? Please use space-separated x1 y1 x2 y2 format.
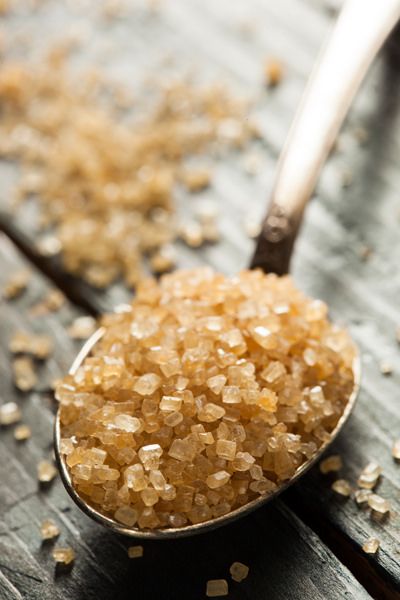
128 545 143 558
52 547 75 566
13 357 37 392
3 270 30 300
206 579 228 597
138 444 163 470
0 402 21 425
392 439 400 460
319 455 342 474
354 489 372 506
114 506 138 526
367 494 391 514
206 471 231 489
14 424 31 441
362 538 380 554
357 462 382 490
331 479 351 497
40 519 60 540
38 460 57 483
229 561 249 582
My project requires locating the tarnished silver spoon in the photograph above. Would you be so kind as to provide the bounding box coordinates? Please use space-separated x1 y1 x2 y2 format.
55 0 399 539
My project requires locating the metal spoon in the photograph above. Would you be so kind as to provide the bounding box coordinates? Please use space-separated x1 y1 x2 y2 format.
54 0 400 539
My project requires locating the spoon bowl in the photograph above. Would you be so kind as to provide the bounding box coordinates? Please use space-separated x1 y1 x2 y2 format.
54 327 361 539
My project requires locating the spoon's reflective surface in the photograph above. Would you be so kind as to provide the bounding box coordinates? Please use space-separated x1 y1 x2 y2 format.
54 0 400 539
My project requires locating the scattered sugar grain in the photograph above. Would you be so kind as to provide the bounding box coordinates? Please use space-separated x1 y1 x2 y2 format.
127 545 143 558
14 424 31 441
332 479 351 497
319 455 342 474
41 519 60 540
0 402 21 425
229 561 249 582
206 579 228 597
362 537 380 555
52 547 75 565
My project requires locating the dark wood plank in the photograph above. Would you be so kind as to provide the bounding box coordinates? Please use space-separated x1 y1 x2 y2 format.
0 234 370 600
2 0 400 596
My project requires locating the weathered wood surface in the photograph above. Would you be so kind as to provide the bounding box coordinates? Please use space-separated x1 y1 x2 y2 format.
0 234 370 600
1 0 400 598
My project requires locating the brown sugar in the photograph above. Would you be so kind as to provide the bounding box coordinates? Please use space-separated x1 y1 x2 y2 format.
319 454 342 474
264 58 284 87
0 401 21 425
13 357 37 392
127 545 143 558
2 270 30 300
230 561 249 582
331 479 352 497
52 547 75 565
14 424 31 441
362 537 380 554
57 268 356 529
9 331 53 359
206 579 228 597
0 56 255 288
40 519 60 540
38 460 58 483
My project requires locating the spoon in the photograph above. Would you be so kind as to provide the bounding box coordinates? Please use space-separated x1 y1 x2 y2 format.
54 0 400 539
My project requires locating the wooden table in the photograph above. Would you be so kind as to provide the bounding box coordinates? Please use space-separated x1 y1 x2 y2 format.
0 1 400 598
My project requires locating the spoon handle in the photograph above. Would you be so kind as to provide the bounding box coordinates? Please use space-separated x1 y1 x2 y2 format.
250 0 400 275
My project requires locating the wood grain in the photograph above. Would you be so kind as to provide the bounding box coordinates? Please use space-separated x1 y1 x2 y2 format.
1 0 400 597
0 234 370 600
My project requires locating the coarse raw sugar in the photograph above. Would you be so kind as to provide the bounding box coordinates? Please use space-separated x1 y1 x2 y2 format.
127 545 143 558
41 519 60 541
362 537 380 555
367 494 391 515
38 460 58 483
12 356 38 392
9 330 53 359
392 439 400 460
2 269 30 300
0 54 257 289
357 461 382 490
0 401 21 425
264 58 284 87
57 267 356 529
206 579 228 597
331 479 352 498
319 454 342 474
14 423 31 441
229 561 249 582
52 547 75 566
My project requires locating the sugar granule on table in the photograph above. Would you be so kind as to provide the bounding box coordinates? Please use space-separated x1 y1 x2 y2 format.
41 519 60 540
206 579 228 597
230 561 249 582
357 461 382 490
127 545 143 558
13 357 37 392
331 479 352 498
362 537 380 555
0 401 21 425
38 460 58 483
14 423 31 441
0 53 257 289
367 494 391 515
52 547 75 566
2 270 30 300
319 454 342 474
